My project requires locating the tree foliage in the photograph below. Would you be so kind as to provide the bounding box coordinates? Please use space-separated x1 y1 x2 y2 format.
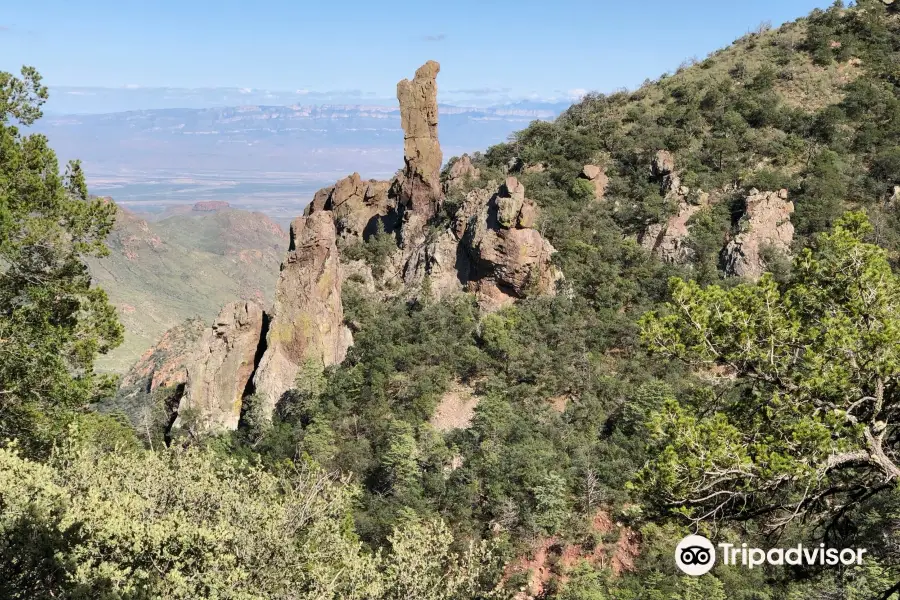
638 213 900 538
0 66 122 453
0 428 506 600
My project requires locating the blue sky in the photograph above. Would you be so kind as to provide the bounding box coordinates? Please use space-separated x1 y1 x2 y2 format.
1 0 834 103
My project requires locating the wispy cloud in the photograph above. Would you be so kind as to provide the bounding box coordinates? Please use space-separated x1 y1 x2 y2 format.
567 88 588 100
0 25 11 33
422 33 446 42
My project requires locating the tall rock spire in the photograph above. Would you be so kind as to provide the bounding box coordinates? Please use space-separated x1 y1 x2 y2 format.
395 60 443 219
251 210 352 418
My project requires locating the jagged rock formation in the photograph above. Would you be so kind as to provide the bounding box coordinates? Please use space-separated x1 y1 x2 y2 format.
579 165 609 200
114 61 563 433
459 177 561 310
640 150 713 264
394 60 443 219
108 318 207 425
305 173 394 242
723 189 795 279
444 154 480 191
252 211 353 417
651 149 680 194
173 302 264 433
640 194 709 264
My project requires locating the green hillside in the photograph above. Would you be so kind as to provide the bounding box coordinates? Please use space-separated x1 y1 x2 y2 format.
4 2 900 598
87 205 285 373
232 2 900 597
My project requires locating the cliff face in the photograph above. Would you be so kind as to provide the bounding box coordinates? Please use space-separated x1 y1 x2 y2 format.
723 189 795 279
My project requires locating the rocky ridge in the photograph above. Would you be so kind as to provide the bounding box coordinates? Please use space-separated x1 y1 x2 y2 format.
119 60 561 435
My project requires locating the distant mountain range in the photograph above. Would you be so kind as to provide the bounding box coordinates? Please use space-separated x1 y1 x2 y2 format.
45 85 575 114
31 101 569 220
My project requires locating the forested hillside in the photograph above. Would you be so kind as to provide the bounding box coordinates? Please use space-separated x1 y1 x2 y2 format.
3 1 900 598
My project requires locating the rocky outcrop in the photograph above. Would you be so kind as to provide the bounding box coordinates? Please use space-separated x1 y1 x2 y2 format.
640 192 709 264
394 60 443 219
252 211 353 417
459 177 560 310
444 154 480 191
523 163 546 174
172 302 264 433
723 189 795 280
108 318 207 426
579 164 609 200
651 149 680 194
305 173 394 242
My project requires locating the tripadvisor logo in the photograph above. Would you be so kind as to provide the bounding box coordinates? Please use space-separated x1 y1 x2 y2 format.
675 535 868 576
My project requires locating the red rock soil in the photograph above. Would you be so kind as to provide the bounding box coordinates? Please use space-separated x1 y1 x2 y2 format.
503 510 640 599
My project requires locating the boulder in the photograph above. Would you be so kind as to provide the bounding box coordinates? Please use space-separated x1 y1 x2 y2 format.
252 211 353 418
651 150 676 177
517 200 539 229
582 164 602 180
444 154 480 191
723 189 795 280
579 164 609 201
497 177 526 228
524 163 546 174
305 173 394 242
454 186 495 239
174 302 264 433
395 61 443 219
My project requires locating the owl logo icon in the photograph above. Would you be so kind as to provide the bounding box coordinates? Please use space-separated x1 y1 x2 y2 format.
675 535 716 576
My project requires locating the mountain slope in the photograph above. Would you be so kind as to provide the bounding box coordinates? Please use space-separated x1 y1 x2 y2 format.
88 203 286 373
476 1 900 273
195 2 900 596
84 3 900 598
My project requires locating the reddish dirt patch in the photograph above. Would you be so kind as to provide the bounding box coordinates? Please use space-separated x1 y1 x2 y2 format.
504 510 639 599
548 394 569 413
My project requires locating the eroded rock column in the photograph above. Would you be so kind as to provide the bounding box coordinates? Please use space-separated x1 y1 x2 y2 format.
252 210 352 418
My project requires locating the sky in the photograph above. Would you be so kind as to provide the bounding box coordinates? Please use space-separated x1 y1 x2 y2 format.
1 0 835 105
